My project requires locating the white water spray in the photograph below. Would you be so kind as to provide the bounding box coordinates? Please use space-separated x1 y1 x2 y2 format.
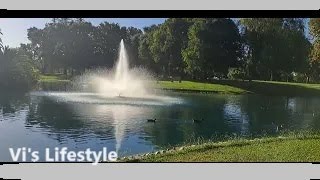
115 40 129 87
87 39 149 97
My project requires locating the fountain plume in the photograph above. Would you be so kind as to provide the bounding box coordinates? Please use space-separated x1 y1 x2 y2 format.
75 39 151 98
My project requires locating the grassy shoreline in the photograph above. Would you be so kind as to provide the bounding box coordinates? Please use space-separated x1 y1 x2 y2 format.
156 80 320 96
39 74 71 83
39 74 320 96
121 132 320 162
156 81 250 94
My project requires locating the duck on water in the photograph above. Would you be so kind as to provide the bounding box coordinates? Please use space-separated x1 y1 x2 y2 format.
147 118 156 122
147 118 204 123
193 118 204 123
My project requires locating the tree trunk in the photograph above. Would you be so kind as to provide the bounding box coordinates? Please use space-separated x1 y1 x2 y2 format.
270 71 273 81
64 69 68 76
179 69 183 83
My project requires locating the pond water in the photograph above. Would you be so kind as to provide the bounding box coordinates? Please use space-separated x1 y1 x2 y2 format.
1 89 320 161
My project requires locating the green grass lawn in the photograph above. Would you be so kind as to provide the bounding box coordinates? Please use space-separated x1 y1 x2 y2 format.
39 74 320 96
124 133 320 162
156 80 320 96
39 74 70 83
156 81 250 94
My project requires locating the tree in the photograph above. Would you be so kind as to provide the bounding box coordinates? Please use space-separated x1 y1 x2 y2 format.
241 18 282 80
284 19 311 81
148 19 192 78
182 18 243 80
92 22 123 68
309 19 320 64
240 18 310 81
0 29 3 52
137 19 192 79
138 25 160 74
27 19 144 76
309 18 320 81
28 19 96 74
0 47 39 90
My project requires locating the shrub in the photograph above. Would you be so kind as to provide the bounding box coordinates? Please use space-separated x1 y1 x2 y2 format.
0 47 39 91
227 68 246 80
292 72 307 83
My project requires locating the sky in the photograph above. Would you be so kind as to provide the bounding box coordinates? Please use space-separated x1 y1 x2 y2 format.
0 18 166 47
0 18 312 48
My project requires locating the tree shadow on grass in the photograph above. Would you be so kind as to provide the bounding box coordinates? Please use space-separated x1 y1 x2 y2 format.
212 80 320 97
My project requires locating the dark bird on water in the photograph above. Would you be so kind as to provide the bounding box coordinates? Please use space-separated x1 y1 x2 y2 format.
193 118 204 123
147 118 156 122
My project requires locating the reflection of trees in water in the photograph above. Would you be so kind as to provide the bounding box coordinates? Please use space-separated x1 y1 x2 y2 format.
232 95 292 135
144 94 320 149
224 95 320 134
223 95 250 135
286 97 320 130
27 98 83 129
142 106 190 148
142 94 232 148
0 93 28 115
26 97 151 151
26 97 116 143
3 92 320 153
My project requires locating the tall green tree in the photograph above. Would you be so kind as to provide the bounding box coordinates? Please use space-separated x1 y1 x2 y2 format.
309 18 320 63
27 19 143 75
138 25 160 74
309 18 320 81
182 18 243 80
240 18 310 81
0 47 39 90
282 18 311 81
0 29 3 52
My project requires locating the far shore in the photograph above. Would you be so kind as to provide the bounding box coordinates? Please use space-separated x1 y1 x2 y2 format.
40 74 320 96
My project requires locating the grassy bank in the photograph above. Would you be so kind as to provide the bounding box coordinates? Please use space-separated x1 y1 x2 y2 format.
213 80 320 96
157 80 320 96
123 132 320 162
39 74 70 83
156 81 249 94
39 74 320 96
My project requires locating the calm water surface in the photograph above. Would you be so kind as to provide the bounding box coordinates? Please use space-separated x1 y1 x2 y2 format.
1 90 320 161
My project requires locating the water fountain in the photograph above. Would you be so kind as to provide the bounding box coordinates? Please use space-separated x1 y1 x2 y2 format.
31 40 183 154
34 39 182 106
87 39 150 98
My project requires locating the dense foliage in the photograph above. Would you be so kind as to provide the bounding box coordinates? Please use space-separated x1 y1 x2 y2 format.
0 47 39 90
240 18 311 82
0 18 319 90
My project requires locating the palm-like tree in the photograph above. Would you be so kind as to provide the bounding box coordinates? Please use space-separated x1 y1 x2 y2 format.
0 29 3 52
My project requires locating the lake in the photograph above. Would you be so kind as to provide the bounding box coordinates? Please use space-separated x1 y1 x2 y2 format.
1 89 320 161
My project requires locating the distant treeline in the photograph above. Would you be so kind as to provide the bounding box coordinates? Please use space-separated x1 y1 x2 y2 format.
1 18 320 90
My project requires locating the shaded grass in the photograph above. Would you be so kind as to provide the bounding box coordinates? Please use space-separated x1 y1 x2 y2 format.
127 132 320 162
212 80 320 96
